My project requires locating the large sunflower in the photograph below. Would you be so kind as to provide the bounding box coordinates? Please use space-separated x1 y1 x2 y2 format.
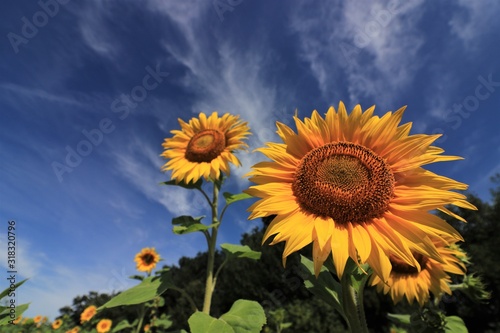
134 247 160 273
161 112 250 184
246 102 476 281
370 237 466 306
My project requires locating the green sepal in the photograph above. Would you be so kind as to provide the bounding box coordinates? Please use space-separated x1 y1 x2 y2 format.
98 271 173 310
387 313 411 325
444 316 468 333
172 215 215 235
220 243 261 260
222 192 253 206
299 255 344 317
161 179 203 190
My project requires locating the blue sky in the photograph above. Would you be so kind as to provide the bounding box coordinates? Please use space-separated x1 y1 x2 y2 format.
1 0 499 321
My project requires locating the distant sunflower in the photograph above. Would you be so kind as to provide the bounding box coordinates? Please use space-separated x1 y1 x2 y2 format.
161 112 250 184
370 237 466 305
96 319 112 333
52 319 63 329
134 247 160 273
33 315 43 324
246 102 476 280
80 305 97 323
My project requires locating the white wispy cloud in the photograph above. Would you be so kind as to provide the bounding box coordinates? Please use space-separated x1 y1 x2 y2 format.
290 0 425 106
449 0 500 45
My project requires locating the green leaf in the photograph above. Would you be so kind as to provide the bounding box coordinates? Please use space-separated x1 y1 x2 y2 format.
223 192 253 205
98 272 173 310
0 278 28 300
300 255 344 317
172 215 215 235
220 243 261 260
161 179 203 190
0 302 30 325
188 312 234 333
111 319 133 332
167 330 189 333
444 316 468 333
387 313 411 325
219 299 267 333
154 315 173 329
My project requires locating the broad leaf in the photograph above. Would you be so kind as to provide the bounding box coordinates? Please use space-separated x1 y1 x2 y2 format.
219 299 266 333
0 279 28 300
111 319 133 332
172 215 215 235
0 302 30 325
221 243 261 260
98 272 173 310
300 255 344 317
188 312 234 333
387 313 411 325
223 192 252 205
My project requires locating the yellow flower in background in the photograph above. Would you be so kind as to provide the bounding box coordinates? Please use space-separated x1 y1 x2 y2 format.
161 112 250 184
68 326 81 333
80 305 97 323
135 247 160 273
12 316 22 324
52 319 63 329
33 315 43 324
96 319 112 333
246 102 476 280
144 323 151 332
370 237 466 305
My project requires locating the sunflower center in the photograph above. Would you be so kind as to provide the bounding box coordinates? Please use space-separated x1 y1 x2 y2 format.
185 129 226 163
390 252 429 276
141 253 155 265
292 142 394 224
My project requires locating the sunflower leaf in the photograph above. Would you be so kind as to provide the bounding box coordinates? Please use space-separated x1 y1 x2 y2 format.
219 299 266 333
111 319 133 332
0 278 28 300
444 316 468 333
0 302 30 325
172 215 216 235
300 255 345 317
188 312 234 333
220 243 261 260
223 192 253 206
98 272 173 310
161 179 203 190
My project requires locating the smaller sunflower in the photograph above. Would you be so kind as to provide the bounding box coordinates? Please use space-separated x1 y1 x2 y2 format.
370 237 466 306
96 319 112 333
134 247 161 273
33 315 43 324
52 319 63 329
12 316 22 324
161 112 250 184
80 305 97 323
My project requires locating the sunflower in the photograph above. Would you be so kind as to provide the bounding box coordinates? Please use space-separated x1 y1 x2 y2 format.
52 319 63 329
370 237 466 305
134 247 160 273
161 112 250 184
246 102 476 281
33 315 43 324
80 305 97 323
96 319 112 333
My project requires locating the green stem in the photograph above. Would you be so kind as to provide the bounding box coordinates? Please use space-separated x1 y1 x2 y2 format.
202 179 220 314
341 275 369 333
135 304 146 333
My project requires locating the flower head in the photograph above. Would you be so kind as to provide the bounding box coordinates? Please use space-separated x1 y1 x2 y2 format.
161 112 250 184
33 315 43 324
134 247 160 273
246 103 476 280
80 305 97 323
370 237 466 305
52 319 63 329
96 319 112 333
